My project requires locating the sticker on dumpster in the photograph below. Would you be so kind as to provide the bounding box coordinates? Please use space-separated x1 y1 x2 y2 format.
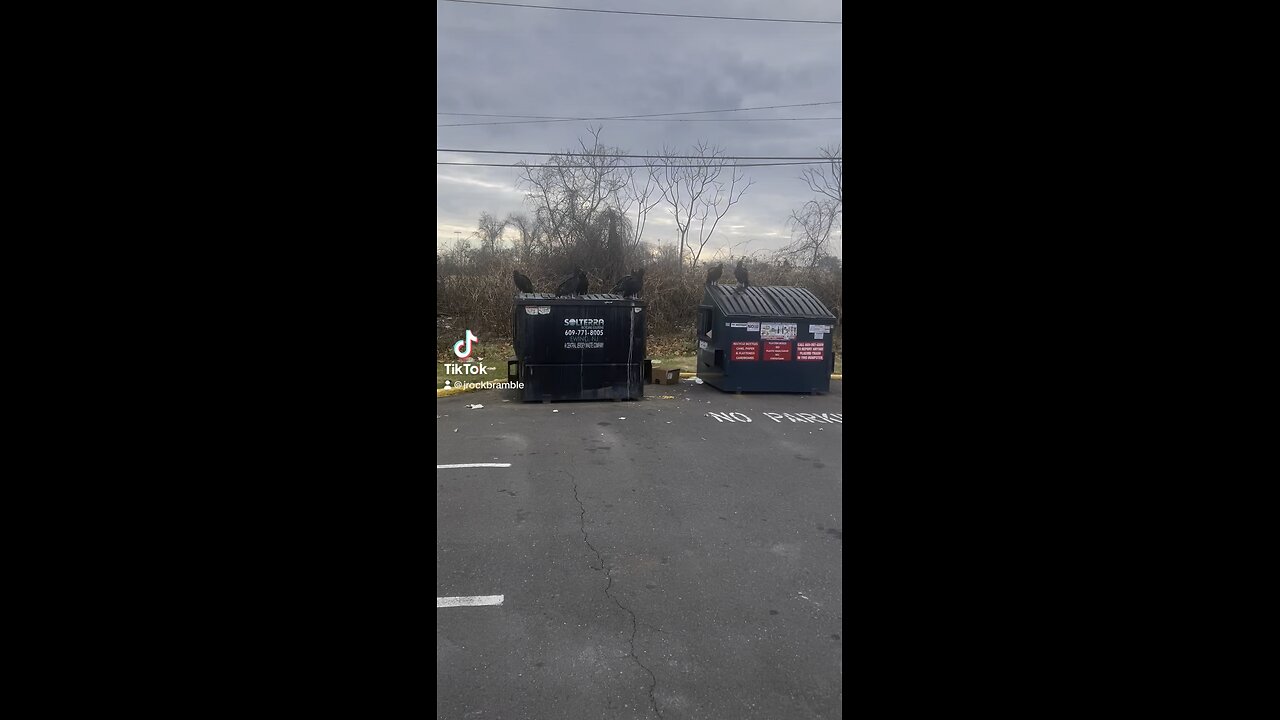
760 322 797 340
809 324 832 334
539 306 550 314
747 322 760 332
764 341 792 361
698 340 708 349
564 318 605 349
526 306 552 315
727 322 749 328
731 341 759 361
796 341 824 361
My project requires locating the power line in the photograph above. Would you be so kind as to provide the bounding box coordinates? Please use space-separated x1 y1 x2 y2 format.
438 161 824 168
437 101 842 120
439 0 842 25
439 149 839 160
439 116 841 127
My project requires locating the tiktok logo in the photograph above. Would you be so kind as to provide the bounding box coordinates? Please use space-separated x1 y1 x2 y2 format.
453 329 478 360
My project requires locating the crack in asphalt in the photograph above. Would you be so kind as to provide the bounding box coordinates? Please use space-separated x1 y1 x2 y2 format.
569 474 663 719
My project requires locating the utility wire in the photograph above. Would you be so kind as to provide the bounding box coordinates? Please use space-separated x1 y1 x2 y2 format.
439 0 842 25
437 101 842 120
439 116 841 127
438 161 824 168
439 149 839 160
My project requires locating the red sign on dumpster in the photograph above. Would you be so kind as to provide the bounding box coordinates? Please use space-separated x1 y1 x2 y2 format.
796 341 824 361
731 341 759 361
764 341 792 361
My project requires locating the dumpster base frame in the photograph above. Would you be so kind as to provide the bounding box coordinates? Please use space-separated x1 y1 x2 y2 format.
700 371 830 395
517 361 646 403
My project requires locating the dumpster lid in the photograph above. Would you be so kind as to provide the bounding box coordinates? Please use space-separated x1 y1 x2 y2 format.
702 285 835 319
515 292 646 307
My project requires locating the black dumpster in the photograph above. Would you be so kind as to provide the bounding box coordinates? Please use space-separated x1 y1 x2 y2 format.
696 285 836 394
510 293 647 402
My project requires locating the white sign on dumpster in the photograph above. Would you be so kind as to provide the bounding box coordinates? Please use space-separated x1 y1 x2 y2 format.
760 322 797 340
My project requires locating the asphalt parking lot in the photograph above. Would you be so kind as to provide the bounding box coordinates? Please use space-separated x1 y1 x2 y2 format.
437 380 843 719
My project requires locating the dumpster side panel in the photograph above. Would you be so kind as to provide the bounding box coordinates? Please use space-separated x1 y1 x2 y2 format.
512 294 646 402
701 315 833 394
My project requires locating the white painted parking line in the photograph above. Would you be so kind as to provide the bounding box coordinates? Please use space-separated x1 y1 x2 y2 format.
437 595 504 608
436 463 512 469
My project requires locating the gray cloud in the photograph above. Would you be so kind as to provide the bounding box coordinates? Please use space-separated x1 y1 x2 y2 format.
436 0 842 259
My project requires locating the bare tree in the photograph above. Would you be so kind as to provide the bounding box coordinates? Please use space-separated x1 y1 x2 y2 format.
517 127 626 257
802 144 842 208
781 145 842 268
624 165 663 254
655 141 755 271
471 212 507 254
505 212 545 265
783 199 840 269
591 208 634 282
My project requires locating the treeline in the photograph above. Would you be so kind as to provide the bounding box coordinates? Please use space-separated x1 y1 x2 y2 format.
436 128 841 347
436 238 841 343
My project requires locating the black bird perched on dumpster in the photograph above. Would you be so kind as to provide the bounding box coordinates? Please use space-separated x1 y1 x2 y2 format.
611 267 645 298
513 269 535 294
556 267 589 296
555 267 583 297
734 259 749 290
706 263 723 285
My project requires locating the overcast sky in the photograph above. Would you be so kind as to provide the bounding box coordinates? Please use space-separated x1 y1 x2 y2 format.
436 0 843 261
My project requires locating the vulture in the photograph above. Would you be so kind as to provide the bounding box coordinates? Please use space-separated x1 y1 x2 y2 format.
555 267 583 297
734 259 749 290
513 269 535 294
705 263 723 286
611 268 645 298
576 268 589 295
610 272 629 295
558 266 583 294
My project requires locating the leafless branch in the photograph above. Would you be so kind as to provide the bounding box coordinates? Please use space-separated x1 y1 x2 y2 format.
654 142 754 272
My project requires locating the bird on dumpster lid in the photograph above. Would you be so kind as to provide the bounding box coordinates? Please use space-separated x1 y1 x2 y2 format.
576 268 589 295
734 259 749 290
513 269 535 294
706 263 723 286
556 267 584 297
611 268 645 298
610 271 630 296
